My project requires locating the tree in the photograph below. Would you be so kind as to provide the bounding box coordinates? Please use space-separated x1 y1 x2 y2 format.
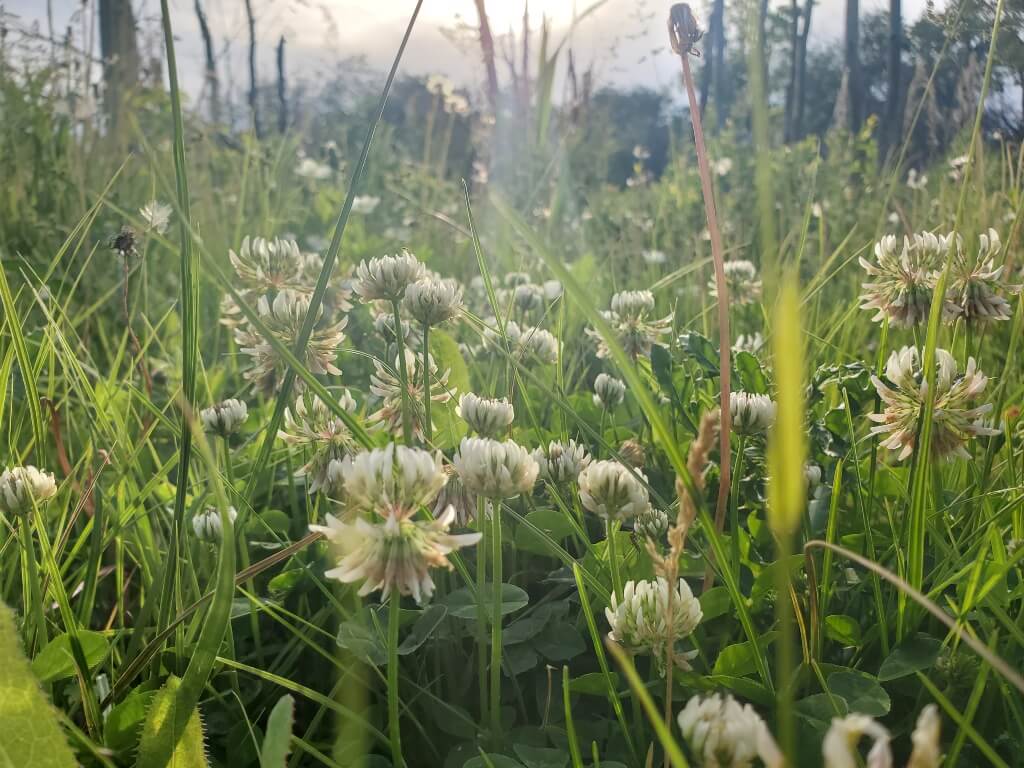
244 0 261 136
194 0 220 123
844 0 864 130
98 0 140 130
884 0 903 157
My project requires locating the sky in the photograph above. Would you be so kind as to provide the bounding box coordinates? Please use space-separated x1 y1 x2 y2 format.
5 0 933 101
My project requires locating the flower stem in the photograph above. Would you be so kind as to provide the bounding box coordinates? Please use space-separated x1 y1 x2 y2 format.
391 300 414 444
387 591 403 767
19 518 46 653
729 436 747 579
422 321 432 443
490 498 504 743
476 496 489 724
606 519 623 602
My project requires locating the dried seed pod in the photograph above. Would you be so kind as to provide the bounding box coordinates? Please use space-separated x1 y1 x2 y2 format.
668 4 703 57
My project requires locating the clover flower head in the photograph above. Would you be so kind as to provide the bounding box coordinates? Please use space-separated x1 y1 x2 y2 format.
946 228 1020 323
730 392 776 435
0 466 57 516
516 326 560 364
605 578 702 674
634 507 669 541
368 350 453 440
907 705 942 768
611 290 656 321
192 506 237 544
643 249 668 266
733 332 765 355
618 438 646 469
859 232 954 327
869 346 999 461
354 250 426 301
578 459 650 520
351 195 380 215
593 373 627 409
139 200 172 234
229 236 306 293
456 393 514 437
710 260 762 306
677 693 782 768
511 283 545 312
452 437 539 500
822 714 892 768
310 507 481 604
403 277 464 327
532 440 591 484
278 391 358 495
589 290 671 359
201 398 248 437
433 464 478 526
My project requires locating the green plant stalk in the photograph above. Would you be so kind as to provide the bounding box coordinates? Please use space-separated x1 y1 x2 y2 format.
489 498 503 743
728 436 746 578
774 532 796 761
561 666 585 768
605 519 623 601
224 435 262 662
18 517 46 653
476 496 489 724
422 322 432 443
387 592 402 767
392 300 414 444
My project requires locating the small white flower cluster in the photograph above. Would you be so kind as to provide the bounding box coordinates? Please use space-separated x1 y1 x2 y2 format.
593 373 626 409
453 437 539 500
278 391 358 495
730 392 776 436
578 460 650 521
139 200 172 235
633 507 669 542
605 578 703 674
0 466 57 516
532 440 591 484
709 260 762 306
588 289 671 360
192 506 238 544
201 398 248 438
822 705 941 768
456 393 514 438
677 693 782 768
354 250 426 302
403 277 464 327
369 350 453 441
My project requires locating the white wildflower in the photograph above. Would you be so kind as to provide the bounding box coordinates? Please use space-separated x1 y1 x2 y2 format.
456 393 514 437
139 200 172 234
0 466 58 516
677 693 783 768
452 437 539 500
605 578 702 674
278 392 359 495
351 195 381 215
822 714 893 768
338 443 447 520
907 705 942 768
532 440 591 484
578 460 650 521
354 250 426 302
593 373 627 409
710 261 762 306
368 350 453 441
403 277 464 327
730 392 776 436
229 236 306 294
192 506 237 544
201 399 248 438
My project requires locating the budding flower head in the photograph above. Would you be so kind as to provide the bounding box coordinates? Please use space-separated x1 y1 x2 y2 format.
859 232 954 327
822 714 892 768
339 444 447 520
310 507 481 605
0 466 57 516
229 236 306 294
947 228 1020 323
354 250 426 302
605 578 702 674
403 277 464 327
578 460 650 520
278 391 358 495
593 373 627 409
452 437 539 500
730 392 776 435
634 507 669 542
192 506 237 543
677 693 782 768
201 398 248 437
710 260 763 306
532 440 591 484
456 393 514 437
869 346 998 461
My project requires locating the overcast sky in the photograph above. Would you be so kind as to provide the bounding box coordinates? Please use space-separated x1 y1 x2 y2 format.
5 0 933 100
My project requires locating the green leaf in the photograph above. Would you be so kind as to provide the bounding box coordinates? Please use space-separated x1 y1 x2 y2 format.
827 671 890 716
105 689 157 755
513 743 568 768
464 754 526 768
569 672 620 696
824 614 862 647
260 694 294 768
712 632 777 677
515 509 577 557
30 630 109 684
679 332 719 375
442 584 529 621
136 675 209 768
428 329 470 448
734 350 768 394
795 693 848 730
0 601 77 767
877 634 942 681
699 586 732 621
532 622 586 661
504 616 550 646
398 605 448 655
336 621 386 666
650 344 676 398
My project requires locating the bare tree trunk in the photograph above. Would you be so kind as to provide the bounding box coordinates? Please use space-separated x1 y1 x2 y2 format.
98 0 140 131
794 0 814 139
194 0 220 124
276 36 287 134
784 0 799 141
885 0 902 157
844 0 863 131
473 0 500 113
243 0 261 137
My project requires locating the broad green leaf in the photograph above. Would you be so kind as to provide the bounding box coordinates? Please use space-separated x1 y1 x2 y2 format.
734 350 768 394
877 634 941 681
0 601 77 767
260 694 294 768
464 754 526 768
699 586 732 621
532 622 586 661
105 689 156 756
442 584 529 620
428 329 470 448
827 671 890 716
795 693 848 730
31 630 109 684
712 632 777 677
824 615 862 647
136 675 209 768
569 672 620 696
336 621 386 666
398 605 448 655
515 509 577 557
513 743 568 768
679 332 719 375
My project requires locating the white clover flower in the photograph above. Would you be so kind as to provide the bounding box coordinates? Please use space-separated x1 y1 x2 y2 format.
456 393 514 437
618 438 646 469
278 391 358 495
370 303 423 349
338 443 446 520
201 398 248 438
730 392 776 436
578 460 650 521
311 507 481 605
593 373 626 409
605 578 702 674
295 156 332 180
907 705 942 768
633 507 669 541
710 261 762 306
906 169 928 190
804 463 822 490
822 714 892 768
642 249 668 266
713 157 734 176
234 290 346 392
504 272 532 287
139 200 172 234
516 326 560 364
859 232 954 327
588 290 670 359
532 440 591 484
733 332 765 355
192 506 237 544
351 195 380 215
0 466 57 516
368 350 453 441
677 693 783 768
542 280 563 300
229 236 307 294
452 437 539 500
870 346 999 461
403 277 464 327
433 465 477 526
946 229 1020 323
354 250 426 302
